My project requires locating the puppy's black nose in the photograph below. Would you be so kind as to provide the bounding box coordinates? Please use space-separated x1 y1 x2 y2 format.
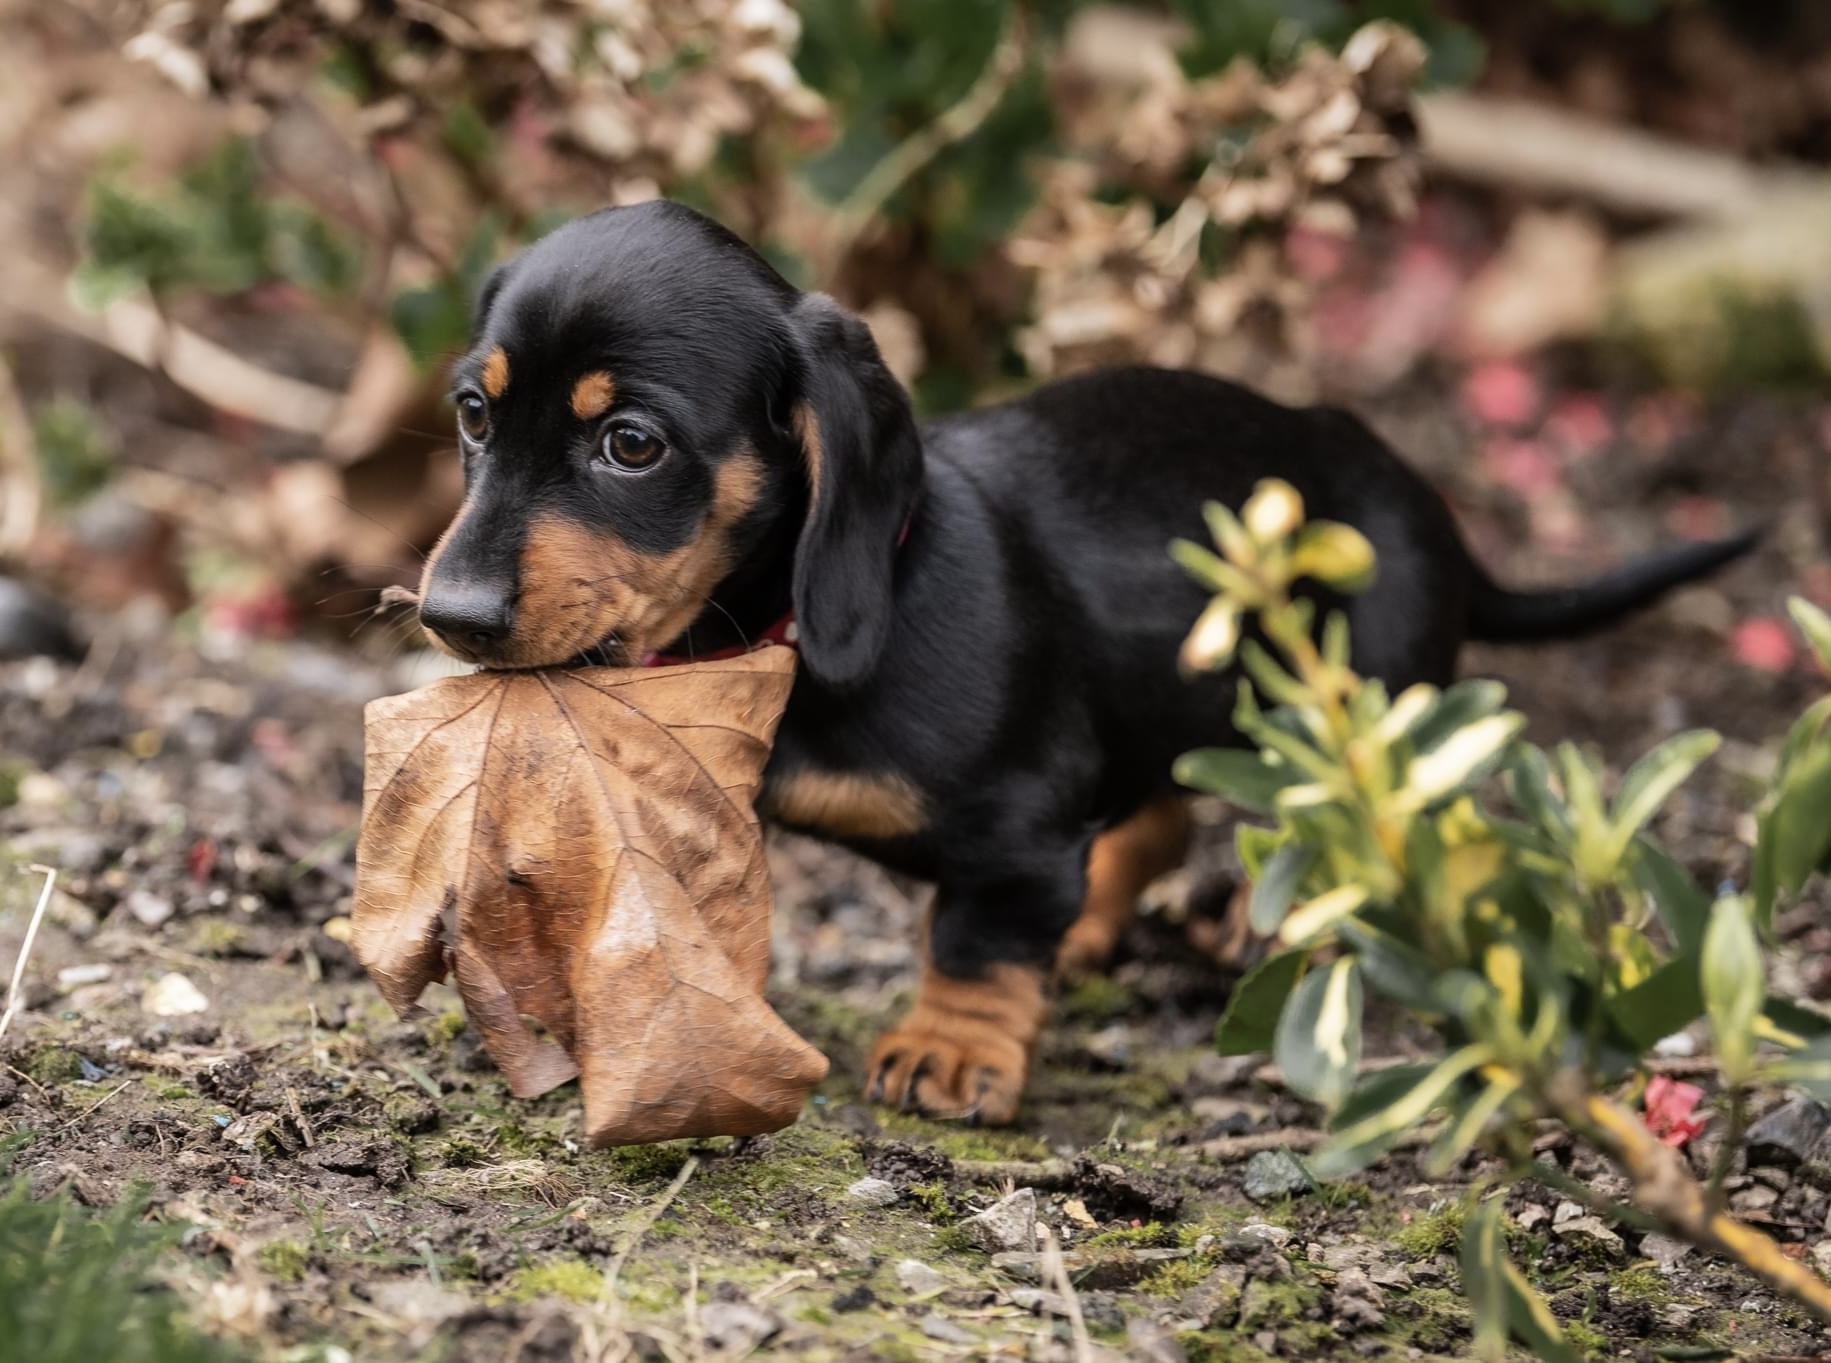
419 580 514 651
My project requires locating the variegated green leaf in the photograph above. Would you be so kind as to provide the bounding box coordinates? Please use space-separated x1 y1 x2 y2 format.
1313 1045 1488 1177
1274 958 1363 1111
1280 884 1370 945
1605 730 1720 865
1250 844 1316 935
1173 748 1289 813
1405 715 1525 808
1702 896 1764 1085
1790 596 1831 673
1215 948 1308 1057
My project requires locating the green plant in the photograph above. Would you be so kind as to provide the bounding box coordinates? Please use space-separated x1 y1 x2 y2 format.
0 1139 247 1363
1174 479 1831 1356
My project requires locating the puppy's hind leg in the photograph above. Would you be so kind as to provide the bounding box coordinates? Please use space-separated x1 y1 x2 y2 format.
1055 797 1193 980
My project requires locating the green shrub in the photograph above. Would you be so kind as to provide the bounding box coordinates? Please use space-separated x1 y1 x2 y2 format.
1174 479 1831 1358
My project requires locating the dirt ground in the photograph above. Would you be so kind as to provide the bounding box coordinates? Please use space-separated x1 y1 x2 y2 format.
2 384 1830 1362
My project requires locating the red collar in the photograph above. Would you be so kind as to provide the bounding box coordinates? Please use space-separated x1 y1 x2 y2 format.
642 514 912 668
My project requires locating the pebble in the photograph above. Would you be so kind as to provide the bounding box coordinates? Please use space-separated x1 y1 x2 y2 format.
845 1177 899 1207
698 1301 780 1354
1331 1266 1386 1330
895 1259 946 1296
1238 1221 1292 1248
1552 1215 1623 1255
1640 1233 1694 1272
126 890 174 928
1083 1024 1131 1067
1007 1287 1070 1317
960 1186 1037 1254
1746 1098 1830 1170
142 971 209 1016
1242 1148 1315 1202
918 1313 975 1346
56 963 113 989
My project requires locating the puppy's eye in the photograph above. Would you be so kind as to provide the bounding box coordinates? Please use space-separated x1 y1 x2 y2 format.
601 423 666 472
456 394 490 442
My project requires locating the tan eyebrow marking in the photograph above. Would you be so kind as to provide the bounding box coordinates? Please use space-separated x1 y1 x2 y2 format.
570 371 617 421
481 347 510 399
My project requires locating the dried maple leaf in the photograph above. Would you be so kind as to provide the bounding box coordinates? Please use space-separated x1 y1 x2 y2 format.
351 646 828 1147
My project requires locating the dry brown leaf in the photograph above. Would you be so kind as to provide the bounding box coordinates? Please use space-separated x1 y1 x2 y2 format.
352 645 826 1147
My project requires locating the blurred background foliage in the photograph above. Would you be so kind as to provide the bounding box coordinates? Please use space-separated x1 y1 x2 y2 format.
0 0 1826 653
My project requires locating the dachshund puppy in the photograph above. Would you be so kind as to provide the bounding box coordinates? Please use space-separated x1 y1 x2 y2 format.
415 200 1754 1124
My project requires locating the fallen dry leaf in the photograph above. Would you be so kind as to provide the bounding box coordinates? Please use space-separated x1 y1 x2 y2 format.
352 645 828 1147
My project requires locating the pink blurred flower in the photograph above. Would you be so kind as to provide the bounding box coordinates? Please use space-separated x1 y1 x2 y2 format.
1484 436 1562 498
1462 361 1540 428
1732 617 1797 674
1546 394 1612 461
1643 1075 1707 1148
1286 222 1351 283
1667 495 1730 543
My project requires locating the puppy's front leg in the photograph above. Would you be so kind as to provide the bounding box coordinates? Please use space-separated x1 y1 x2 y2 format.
866 866 1081 1124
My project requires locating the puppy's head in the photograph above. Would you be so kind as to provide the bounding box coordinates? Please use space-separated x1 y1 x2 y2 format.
417 200 923 687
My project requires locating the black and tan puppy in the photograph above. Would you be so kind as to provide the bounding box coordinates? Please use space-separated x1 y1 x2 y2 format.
416 200 1753 1124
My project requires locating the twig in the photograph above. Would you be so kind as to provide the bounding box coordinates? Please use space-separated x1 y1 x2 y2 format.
1416 91 1822 223
1038 1223 1093 1363
0 358 42 562
824 5 1029 275
1554 1072 1831 1323
56 1079 132 1134
285 1086 316 1149
603 1155 699 1295
13 257 344 436
0 865 58 1045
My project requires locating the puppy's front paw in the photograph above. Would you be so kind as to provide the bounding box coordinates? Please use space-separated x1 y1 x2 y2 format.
865 964 1045 1125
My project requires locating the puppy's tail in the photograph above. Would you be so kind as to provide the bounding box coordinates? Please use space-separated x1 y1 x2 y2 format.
1465 528 1761 644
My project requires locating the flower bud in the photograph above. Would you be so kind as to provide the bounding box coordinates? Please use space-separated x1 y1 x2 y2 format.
1292 522 1377 592
1242 479 1305 544
1181 600 1241 674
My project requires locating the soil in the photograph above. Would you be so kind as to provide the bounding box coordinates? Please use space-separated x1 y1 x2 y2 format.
2 381 1829 1362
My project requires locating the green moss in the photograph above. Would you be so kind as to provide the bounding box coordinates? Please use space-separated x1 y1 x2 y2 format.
255 1241 309 1284
439 1138 486 1169
795 1306 832 1327
1383 1286 1472 1352
504 1260 603 1305
425 1010 467 1046
931 1225 977 1255
187 921 245 957
26 1049 83 1086
1086 1223 1179 1249
1564 1319 1607 1355
1060 974 1137 1023
1393 1204 1465 1260
906 1181 954 1223
142 1078 193 1101
1609 1266 1668 1303
1137 1256 1214 1297
601 1143 693 1184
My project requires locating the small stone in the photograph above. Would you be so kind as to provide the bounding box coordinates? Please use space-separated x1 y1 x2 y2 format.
960 1186 1037 1253
1126 1318 1188 1363
830 1284 876 1313
1238 1221 1292 1248
1332 1266 1386 1330
1652 1030 1698 1058
1254 1331 1278 1354
918 1313 975 1345
699 1301 781 1354
142 972 208 1016
1008 1287 1070 1317
895 1259 945 1295
1514 1204 1550 1232
1368 1264 1413 1290
1641 1233 1694 1272
56 964 112 989
1552 1200 1585 1225
1747 1098 1831 1170
126 890 174 928
1084 1024 1131 1067
1552 1215 1623 1255
846 1177 899 1207
1733 1185 1780 1214
1242 1148 1315 1202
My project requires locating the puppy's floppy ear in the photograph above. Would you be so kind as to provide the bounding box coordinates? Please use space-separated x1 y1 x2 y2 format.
787 293 925 689
469 262 513 339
